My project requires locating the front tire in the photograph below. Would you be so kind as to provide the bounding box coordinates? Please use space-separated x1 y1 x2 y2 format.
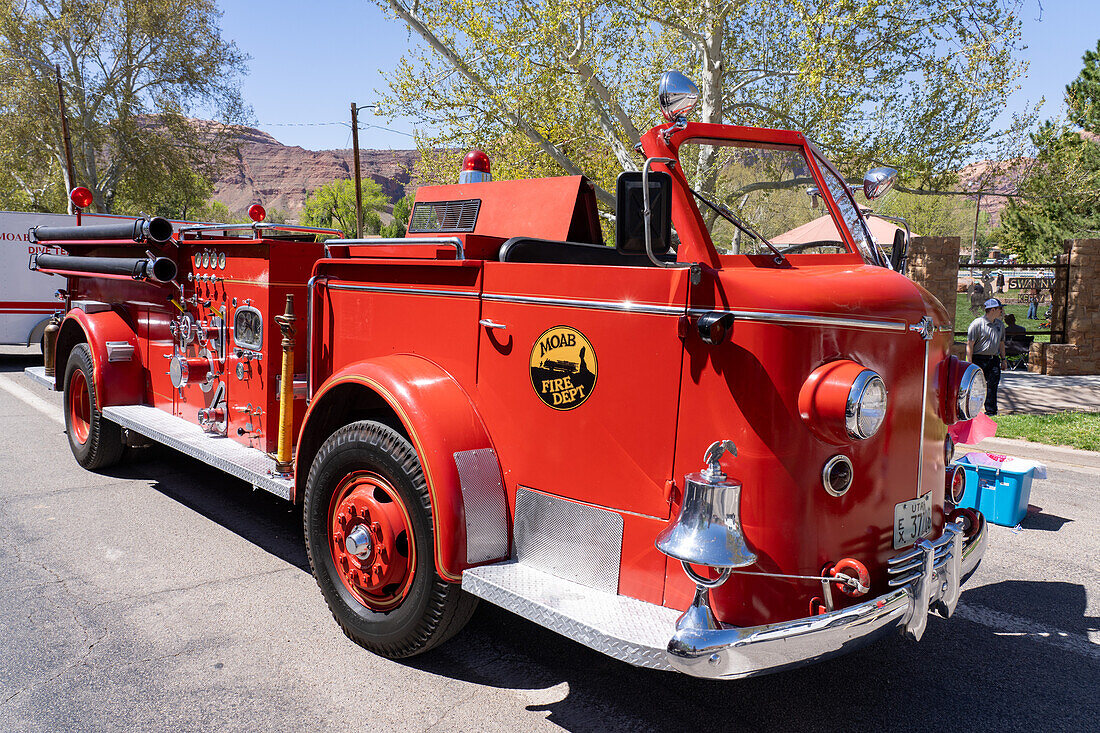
303 420 476 657
63 343 124 470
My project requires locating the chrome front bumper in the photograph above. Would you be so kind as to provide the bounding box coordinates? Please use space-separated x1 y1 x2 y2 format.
666 515 988 679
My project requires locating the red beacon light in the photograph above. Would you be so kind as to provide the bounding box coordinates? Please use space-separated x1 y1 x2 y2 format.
248 203 267 222
458 150 491 184
69 186 94 210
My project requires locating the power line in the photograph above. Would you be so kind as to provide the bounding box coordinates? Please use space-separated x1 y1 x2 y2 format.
257 120 418 137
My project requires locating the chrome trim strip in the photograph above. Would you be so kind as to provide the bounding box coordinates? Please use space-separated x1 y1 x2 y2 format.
687 308 908 332
327 282 479 299
324 284 918 333
484 292 682 316
916 339 930 492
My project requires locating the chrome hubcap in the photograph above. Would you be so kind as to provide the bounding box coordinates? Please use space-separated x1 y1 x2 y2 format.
345 524 373 560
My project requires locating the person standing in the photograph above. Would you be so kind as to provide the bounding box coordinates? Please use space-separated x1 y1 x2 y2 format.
966 298 1007 416
1027 285 1040 320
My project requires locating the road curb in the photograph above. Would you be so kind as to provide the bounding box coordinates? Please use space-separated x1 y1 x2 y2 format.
958 436 1100 470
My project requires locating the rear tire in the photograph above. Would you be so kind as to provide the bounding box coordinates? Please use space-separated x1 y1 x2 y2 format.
303 420 477 657
63 343 125 470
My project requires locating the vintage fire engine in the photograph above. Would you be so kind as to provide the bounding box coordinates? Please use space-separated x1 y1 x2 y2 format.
29 72 988 679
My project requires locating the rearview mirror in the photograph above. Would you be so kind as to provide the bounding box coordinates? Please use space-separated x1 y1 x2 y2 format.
863 167 898 200
615 171 672 254
890 228 907 272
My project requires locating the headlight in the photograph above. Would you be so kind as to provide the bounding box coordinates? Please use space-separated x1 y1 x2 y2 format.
799 360 888 443
957 363 986 420
845 370 888 439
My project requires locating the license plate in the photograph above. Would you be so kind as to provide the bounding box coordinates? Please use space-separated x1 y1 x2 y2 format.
894 493 933 549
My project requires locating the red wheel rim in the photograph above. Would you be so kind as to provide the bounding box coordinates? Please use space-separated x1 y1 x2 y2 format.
328 471 416 611
68 370 91 444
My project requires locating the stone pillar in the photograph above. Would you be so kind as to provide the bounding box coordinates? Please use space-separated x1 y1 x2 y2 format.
1036 239 1100 375
906 236 960 329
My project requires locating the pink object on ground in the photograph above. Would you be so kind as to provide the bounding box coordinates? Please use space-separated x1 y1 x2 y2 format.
948 413 998 445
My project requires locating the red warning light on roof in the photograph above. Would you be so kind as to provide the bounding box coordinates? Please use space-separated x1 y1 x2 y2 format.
459 150 491 183
248 204 267 222
69 187 94 209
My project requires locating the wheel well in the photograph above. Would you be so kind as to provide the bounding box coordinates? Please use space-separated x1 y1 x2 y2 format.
53 319 87 390
27 316 51 349
295 383 410 503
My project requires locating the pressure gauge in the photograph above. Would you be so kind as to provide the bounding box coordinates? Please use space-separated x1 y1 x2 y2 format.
233 305 263 351
202 252 210 268
194 253 201 269
218 252 226 269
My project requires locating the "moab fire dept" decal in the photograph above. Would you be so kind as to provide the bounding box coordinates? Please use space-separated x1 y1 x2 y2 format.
529 326 597 410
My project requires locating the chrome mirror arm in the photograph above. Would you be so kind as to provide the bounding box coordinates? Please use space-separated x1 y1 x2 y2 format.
642 157 691 270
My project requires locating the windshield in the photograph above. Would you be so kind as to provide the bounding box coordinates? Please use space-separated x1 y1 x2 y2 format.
677 138 867 259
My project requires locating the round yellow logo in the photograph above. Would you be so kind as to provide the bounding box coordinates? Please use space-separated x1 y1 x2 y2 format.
529 326 597 410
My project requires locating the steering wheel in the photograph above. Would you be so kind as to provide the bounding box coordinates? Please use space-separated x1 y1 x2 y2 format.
775 240 848 254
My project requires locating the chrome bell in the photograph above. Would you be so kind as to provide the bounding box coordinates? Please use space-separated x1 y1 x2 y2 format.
656 440 757 570
658 440 756 635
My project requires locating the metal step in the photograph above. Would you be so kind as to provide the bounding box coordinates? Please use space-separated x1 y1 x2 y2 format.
24 366 53 390
462 560 680 670
101 405 293 500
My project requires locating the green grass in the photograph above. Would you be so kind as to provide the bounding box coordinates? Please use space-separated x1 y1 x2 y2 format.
992 412 1100 452
953 288 1051 342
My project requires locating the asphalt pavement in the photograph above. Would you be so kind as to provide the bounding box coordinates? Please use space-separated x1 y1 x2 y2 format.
1 345 1098 732
996 371 1100 415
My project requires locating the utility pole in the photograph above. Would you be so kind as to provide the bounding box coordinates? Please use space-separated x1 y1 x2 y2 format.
351 101 363 238
56 64 77 213
969 192 983 265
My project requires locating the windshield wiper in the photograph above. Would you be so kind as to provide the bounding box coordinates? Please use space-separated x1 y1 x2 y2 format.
689 188 787 264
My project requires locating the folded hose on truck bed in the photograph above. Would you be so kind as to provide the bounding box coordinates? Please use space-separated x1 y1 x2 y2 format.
30 217 174 244
31 253 178 283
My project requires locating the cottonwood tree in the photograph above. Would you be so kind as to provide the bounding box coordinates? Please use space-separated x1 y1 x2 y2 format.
999 39 1100 261
378 0 1029 212
300 179 389 238
0 0 248 213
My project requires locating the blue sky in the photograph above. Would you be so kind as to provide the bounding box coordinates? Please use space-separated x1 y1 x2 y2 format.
220 0 1100 152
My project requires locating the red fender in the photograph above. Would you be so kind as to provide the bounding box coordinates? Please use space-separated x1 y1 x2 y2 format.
298 355 504 581
56 307 145 407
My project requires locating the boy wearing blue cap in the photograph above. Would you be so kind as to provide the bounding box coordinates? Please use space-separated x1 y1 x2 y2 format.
965 298 1007 416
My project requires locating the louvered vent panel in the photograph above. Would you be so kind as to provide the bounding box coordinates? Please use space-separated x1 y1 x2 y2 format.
407 199 481 233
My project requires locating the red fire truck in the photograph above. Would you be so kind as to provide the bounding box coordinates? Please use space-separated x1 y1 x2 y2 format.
29 72 987 679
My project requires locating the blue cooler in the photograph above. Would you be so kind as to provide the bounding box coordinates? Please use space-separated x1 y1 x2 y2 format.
953 453 1042 527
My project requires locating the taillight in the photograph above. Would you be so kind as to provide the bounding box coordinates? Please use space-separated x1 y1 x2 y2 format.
946 465 967 504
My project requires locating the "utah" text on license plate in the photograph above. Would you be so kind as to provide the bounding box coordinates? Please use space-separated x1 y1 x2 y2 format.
893 492 932 549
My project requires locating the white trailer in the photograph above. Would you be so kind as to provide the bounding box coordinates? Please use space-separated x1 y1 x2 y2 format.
1 211 77 346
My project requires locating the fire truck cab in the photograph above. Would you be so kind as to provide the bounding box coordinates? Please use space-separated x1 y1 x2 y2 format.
30 71 987 679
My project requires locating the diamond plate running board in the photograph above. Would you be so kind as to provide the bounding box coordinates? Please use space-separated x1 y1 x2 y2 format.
101 405 293 500
462 560 680 670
